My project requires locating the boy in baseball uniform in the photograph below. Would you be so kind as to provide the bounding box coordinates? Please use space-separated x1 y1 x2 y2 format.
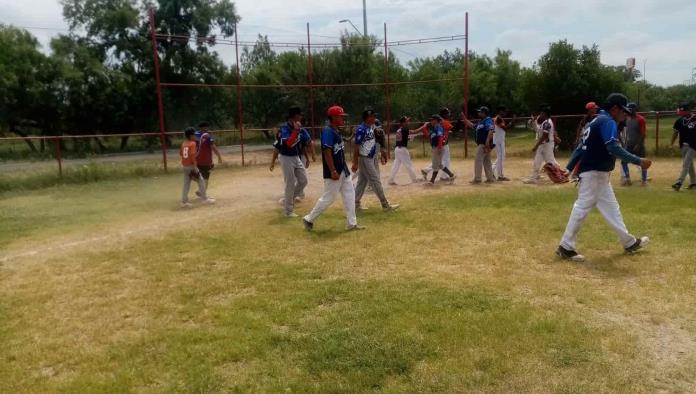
493 106 510 181
270 106 311 217
303 106 365 231
424 114 456 186
526 107 560 183
557 93 652 262
620 103 648 186
671 103 696 191
462 106 495 184
388 116 421 185
179 127 212 208
353 109 399 211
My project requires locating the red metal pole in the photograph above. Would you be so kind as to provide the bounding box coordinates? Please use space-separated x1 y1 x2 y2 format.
149 7 168 172
383 22 392 159
655 111 660 155
306 23 316 138
463 12 469 159
234 23 245 167
54 137 62 177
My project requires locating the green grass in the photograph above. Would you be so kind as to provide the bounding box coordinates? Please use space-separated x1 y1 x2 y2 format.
2 162 695 392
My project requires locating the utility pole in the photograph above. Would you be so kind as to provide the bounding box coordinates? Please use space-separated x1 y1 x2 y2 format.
362 0 367 37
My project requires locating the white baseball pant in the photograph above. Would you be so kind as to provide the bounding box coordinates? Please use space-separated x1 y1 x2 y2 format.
560 170 636 251
388 147 418 183
493 139 506 178
304 173 357 227
530 142 559 179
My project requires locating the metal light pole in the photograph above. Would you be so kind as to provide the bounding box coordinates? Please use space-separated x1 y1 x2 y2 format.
339 19 363 36
362 0 367 37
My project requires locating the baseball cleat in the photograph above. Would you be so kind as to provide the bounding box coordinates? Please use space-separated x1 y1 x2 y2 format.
302 218 314 231
421 169 429 181
356 205 369 211
497 176 511 181
346 224 366 231
180 202 193 209
556 246 586 262
202 198 216 205
672 182 682 191
285 212 299 218
383 204 400 212
469 179 482 185
625 236 649 254
424 181 435 187
621 178 632 186
448 175 457 184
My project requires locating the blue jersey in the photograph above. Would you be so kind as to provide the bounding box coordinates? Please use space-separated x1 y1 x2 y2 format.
429 123 444 148
475 117 494 145
355 123 377 158
321 126 350 179
273 122 309 156
577 110 620 173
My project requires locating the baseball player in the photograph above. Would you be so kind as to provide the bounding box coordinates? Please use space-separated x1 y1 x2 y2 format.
270 106 311 217
303 105 365 231
179 127 212 208
557 93 652 262
493 106 511 181
671 102 696 191
525 106 560 183
388 116 421 185
424 114 456 186
194 122 223 200
462 106 496 184
420 108 453 181
353 109 399 211
620 103 648 186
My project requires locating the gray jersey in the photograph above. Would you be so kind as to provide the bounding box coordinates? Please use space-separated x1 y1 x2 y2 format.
625 117 644 148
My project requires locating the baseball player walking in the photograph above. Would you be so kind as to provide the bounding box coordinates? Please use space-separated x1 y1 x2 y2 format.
620 103 648 186
420 108 453 181
195 122 223 200
671 103 696 191
493 106 511 181
462 106 496 184
388 116 421 185
303 106 365 231
424 114 456 186
353 109 399 211
557 93 652 262
525 107 560 183
271 106 311 217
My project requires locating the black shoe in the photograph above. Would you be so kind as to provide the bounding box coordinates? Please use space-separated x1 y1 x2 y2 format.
303 219 314 232
625 236 649 254
672 182 682 191
688 184 696 190
556 246 586 262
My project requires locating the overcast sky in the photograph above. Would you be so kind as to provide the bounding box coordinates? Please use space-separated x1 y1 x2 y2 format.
2 0 696 86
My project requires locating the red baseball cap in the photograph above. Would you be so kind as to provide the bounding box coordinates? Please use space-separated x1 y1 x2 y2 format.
327 105 348 117
585 102 599 111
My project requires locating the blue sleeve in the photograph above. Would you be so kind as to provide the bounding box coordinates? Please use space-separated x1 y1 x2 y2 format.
300 129 311 143
607 141 642 165
321 129 333 149
600 119 619 144
355 126 365 145
486 118 494 131
566 145 584 172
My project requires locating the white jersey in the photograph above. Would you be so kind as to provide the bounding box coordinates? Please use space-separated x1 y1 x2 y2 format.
493 119 506 145
535 118 554 144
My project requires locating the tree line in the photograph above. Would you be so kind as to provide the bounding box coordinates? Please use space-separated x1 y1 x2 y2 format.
1 0 695 154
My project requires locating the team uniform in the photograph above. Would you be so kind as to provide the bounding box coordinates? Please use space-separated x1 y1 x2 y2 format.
422 119 453 180
388 125 419 184
673 114 696 188
473 117 496 182
273 122 310 215
620 114 648 184
354 123 390 209
180 139 206 204
529 118 560 181
303 125 357 228
493 115 507 179
559 110 645 255
195 131 216 196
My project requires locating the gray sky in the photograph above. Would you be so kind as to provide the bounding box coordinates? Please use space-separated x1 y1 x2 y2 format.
2 0 696 86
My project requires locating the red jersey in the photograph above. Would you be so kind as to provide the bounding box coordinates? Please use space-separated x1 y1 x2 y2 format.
442 120 453 143
180 140 197 166
197 132 214 166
